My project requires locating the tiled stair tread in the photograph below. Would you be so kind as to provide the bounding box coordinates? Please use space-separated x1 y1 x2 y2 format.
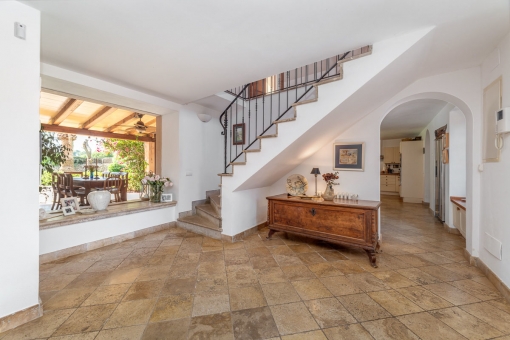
196 204 221 219
177 215 221 231
209 194 221 208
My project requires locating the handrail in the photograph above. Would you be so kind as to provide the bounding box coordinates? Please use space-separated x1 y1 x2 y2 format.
219 83 250 133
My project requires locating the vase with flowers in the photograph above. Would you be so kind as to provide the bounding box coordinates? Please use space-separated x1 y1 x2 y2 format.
142 174 173 203
321 171 339 201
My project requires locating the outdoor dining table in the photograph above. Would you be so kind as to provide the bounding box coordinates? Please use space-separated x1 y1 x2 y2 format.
73 177 128 202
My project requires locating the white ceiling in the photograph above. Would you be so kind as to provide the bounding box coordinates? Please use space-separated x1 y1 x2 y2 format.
22 0 509 104
381 99 453 139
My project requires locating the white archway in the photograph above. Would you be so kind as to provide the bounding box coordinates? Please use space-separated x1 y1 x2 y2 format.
379 92 478 256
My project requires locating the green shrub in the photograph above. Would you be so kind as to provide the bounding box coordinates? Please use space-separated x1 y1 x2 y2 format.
108 163 125 172
40 171 53 186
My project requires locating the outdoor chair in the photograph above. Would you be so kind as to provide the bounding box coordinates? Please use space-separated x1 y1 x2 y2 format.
64 174 87 205
104 175 123 202
51 172 61 210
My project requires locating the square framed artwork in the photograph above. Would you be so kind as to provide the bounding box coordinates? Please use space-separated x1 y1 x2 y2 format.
161 193 173 202
333 142 365 171
62 206 76 216
232 123 245 145
60 197 80 211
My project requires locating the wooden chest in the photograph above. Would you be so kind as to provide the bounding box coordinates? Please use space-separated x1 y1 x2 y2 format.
266 194 381 267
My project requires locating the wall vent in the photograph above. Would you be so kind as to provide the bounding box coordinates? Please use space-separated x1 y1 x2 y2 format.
484 232 502 260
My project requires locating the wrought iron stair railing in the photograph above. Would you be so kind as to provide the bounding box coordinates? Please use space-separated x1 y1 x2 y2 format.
219 45 372 174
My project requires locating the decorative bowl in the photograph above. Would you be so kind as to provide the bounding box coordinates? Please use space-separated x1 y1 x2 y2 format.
87 190 110 211
286 174 308 196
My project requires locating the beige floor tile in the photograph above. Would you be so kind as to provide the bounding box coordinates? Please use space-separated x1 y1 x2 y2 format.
95 325 146 340
460 302 510 334
227 267 259 288
255 267 287 284
149 294 193 322
135 265 171 281
322 323 374 340
371 271 417 289
345 273 391 292
280 264 316 281
188 312 234 340
229 285 267 311
40 274 80 292
246 247 272 258
281 330 327 340
422 283 480 305
441 263 485 279
81 283 131 306
53 304 117 336
250 256 279 270
65 272 111 289
231 306 280 340
319 276 363 296
192 290 230 316
396 286 453 310
368 290 422 316
261 281 301 306
297 252 327 265
268 245 294 255
161 277 197 295
288 244 313 253
123 279 164 301
48 332 98 339
142 318 190 340
450 279 501 301
487 298 510 314
1 309 75 340
274 254 304 266
398 312 467 340
291 279 332 300
104 298 157 329
330 260 366 274
270 302 319 335
393 255 434 267
317 251 348 262
307 263 343 277
166 264 197 279
362 318 420 340
102 267 142 285
430 307 503 339
43 287 96 311
304 298 357 328
396 268 443 285
419 265 467 282
337 293 391 322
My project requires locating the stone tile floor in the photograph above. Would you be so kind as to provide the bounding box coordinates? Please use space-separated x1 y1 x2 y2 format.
3 195 510 339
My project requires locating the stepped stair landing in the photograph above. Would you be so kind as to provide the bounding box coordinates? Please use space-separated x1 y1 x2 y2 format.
177 192 222 239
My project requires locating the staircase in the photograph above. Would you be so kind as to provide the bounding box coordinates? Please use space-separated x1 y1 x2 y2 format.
177 191 222 239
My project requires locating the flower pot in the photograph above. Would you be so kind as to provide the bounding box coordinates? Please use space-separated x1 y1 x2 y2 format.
322 184 335 201
149 186 163 203
87 190 110 211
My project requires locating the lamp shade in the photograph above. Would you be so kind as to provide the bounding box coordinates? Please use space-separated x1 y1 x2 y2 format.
310 168 321 175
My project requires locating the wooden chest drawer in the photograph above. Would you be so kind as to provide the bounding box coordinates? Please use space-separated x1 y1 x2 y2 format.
272 202 369 243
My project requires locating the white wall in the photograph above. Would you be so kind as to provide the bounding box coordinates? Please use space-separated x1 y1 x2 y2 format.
479 31 510 286
0 1 41 318
449 108 467 199
177 104 223 212
40 207 176 254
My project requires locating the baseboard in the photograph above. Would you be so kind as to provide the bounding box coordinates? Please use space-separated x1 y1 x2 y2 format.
463 249 510 303
443 222 461 235
40 221 176 264
0 300 43 333
222 221 267 243
380 192 399 196
429 208 435 216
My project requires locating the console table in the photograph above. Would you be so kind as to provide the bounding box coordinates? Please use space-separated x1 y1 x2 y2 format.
266 194 381 267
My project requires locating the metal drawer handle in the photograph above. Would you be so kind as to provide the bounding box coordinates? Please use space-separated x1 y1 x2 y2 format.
310 208 316 216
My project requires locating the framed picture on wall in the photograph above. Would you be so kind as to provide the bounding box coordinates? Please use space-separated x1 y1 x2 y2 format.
232 123 245 145
333 142 365 171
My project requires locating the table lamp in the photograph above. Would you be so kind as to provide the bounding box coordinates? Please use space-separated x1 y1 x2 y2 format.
310 168 320 196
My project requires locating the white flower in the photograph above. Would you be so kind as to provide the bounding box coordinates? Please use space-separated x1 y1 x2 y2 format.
164 181 170 187
155 175 160 180
141 179 147 184
161 178 167 182
149 177 155 181
169 182 173 187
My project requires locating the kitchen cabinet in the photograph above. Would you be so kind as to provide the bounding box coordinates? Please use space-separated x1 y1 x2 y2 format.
382 147 400 163
400 141 424 203
380 175 398 192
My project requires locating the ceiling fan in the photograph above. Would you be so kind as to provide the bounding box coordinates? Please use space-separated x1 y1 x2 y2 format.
115 113 156 135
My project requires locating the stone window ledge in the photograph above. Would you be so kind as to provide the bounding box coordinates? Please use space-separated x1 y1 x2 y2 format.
39 200 177 230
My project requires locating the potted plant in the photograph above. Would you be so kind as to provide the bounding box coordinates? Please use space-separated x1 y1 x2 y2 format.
142 174 173 203
321 171 339 201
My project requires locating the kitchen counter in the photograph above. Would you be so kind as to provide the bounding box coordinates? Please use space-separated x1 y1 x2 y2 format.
450 196 466 211
380 173 400 176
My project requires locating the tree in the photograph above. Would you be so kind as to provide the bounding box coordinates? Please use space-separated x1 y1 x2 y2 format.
40 129 70 173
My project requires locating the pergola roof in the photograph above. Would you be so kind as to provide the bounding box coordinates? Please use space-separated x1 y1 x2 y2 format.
40 92 157 142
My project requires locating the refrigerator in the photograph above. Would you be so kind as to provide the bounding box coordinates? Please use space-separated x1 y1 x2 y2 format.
435 136 446 222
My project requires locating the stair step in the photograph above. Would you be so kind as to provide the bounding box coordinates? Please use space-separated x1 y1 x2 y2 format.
196 203 221 227
273 117 296 124
177 215 222 239
244 149 261 153
218 173 233 176
292 98 318 107
230 162 246 166
257 134 277 139
209 194 221 216
313 74 343 87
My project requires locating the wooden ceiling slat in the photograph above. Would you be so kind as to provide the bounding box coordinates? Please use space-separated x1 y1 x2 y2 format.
145 118 157 126
49 98 84 125
107 112 137 132
41 124 155 142
81 106 117 129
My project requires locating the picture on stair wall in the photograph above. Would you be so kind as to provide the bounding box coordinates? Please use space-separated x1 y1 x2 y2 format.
333 142 365 171
233 123 245 145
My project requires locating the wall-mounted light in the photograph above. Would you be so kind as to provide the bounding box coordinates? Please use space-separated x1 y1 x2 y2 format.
197 113 212 123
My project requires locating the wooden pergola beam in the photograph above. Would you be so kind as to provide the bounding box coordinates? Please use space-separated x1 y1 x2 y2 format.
49 98 83 125
81 106 117 129
107 112 137 132
41 124 155 142
145 117 157 126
